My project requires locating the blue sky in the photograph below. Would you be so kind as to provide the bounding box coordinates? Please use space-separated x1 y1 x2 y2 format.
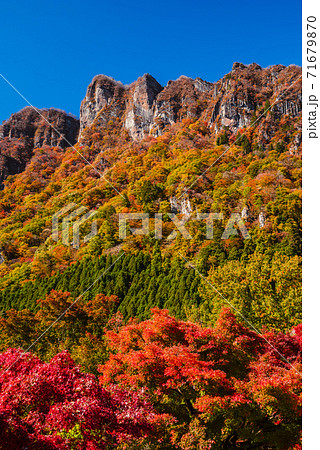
0 0 301 123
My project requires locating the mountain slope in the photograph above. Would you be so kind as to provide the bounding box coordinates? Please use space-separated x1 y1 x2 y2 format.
0 62 301 332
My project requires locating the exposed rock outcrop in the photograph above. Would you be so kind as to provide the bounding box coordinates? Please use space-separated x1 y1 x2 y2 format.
79 75 126 134
208 63 301 133
241 206 249 220
79 63 302 141
259 212 266 228
170 196 192 218
79 74 213 139
125 74 163 139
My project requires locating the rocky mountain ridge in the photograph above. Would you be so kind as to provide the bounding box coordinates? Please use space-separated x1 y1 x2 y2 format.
79 62 301 140
0 63 301 186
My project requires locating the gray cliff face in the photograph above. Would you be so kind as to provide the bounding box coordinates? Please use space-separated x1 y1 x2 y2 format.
273 99 302 117
79 74 216 139
124 74 163 139
80 74 214 139
209 63 302 135
79 63 302 141
79 75 126 134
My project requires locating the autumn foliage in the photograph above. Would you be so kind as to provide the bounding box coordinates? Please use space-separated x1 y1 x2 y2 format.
99 308 301 448
0 308 301 449
0 348 161 449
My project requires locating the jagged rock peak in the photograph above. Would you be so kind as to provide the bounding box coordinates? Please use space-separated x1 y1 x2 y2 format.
135 73 162 84
92 74 123 84
85 75 125 99
232 62 262 71
232 62 247 71
131 74 163 105
249 62 262 70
